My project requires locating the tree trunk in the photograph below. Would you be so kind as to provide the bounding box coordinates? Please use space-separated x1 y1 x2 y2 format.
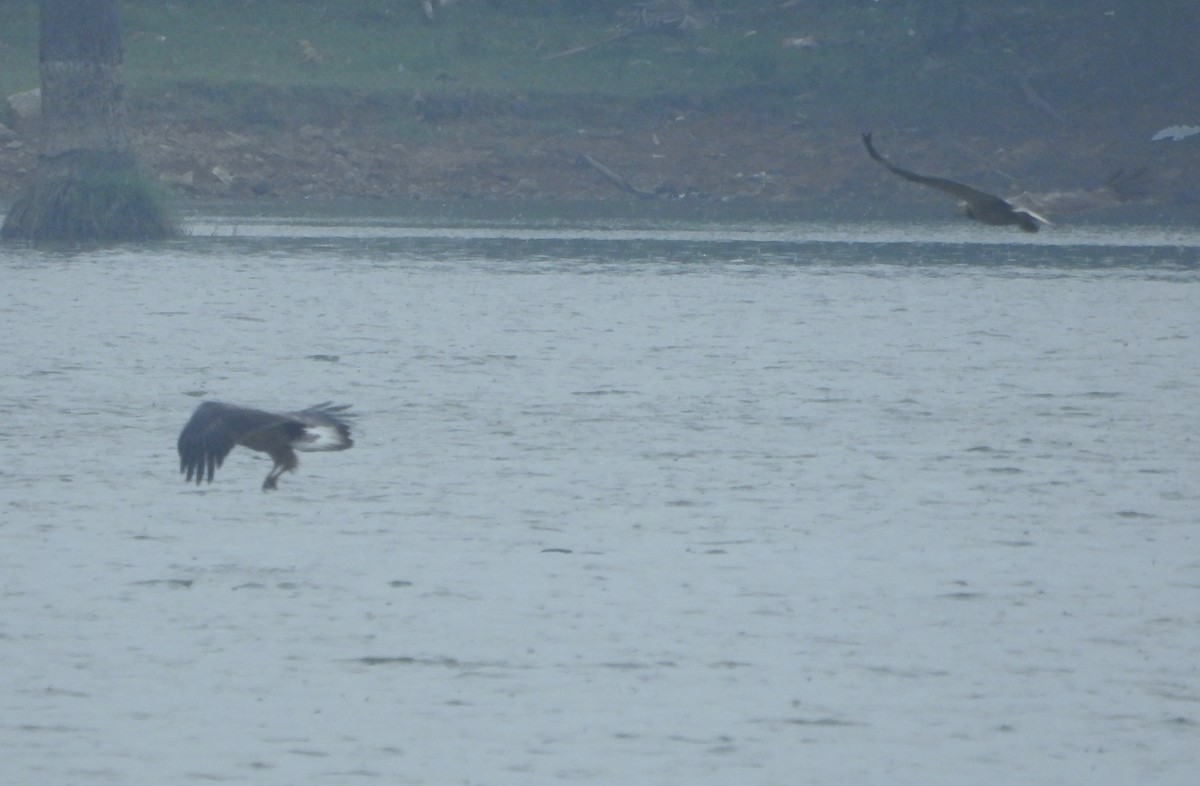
1 0 176 241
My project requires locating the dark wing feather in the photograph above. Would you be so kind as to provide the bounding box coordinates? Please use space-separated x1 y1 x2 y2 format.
299 402 354 420
177 401 289 484
862 132 1015 212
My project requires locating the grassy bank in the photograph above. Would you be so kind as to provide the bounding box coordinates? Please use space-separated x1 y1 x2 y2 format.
5 1 1195 130
1 1 935 118
2 2 1196 207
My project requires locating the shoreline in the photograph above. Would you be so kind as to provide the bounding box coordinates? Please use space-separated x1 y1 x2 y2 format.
3 86 1196 215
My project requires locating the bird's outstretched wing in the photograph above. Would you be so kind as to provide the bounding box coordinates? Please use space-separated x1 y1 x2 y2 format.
862 132 1049 232
862 132 1016 212
177 401 290 484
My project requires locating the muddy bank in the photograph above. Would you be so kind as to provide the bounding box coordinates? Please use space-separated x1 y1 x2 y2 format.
2 84 1195 212
2 86 859 205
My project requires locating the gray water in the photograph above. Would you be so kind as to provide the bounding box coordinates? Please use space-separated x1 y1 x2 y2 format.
2 203 1199 785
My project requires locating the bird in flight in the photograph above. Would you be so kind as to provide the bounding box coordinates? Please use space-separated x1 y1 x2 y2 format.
178 401 354 491
862 132 1050 232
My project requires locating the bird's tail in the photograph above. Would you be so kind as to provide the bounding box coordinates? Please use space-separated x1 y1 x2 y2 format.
292 403 355 452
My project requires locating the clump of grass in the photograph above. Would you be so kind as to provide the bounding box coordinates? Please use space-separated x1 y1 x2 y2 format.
2 168 180 242
0 0 37 97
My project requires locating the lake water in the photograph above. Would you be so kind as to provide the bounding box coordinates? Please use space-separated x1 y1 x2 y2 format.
2 202 1199 785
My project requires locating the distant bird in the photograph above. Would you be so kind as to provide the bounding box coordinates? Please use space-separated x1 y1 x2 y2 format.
298 39 323 66
178 401 354 491
862 132 1049 232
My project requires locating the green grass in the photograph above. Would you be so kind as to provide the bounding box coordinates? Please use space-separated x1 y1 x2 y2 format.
0 1 38 100
116 2 793 96
2 166 179 241
1 0 920 104
1 0 1078 125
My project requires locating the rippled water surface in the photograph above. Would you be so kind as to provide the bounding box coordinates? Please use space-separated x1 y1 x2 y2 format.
3 203 1199 785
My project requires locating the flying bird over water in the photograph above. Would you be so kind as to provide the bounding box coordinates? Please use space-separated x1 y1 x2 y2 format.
178 401 354 491
862 132 1050 233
